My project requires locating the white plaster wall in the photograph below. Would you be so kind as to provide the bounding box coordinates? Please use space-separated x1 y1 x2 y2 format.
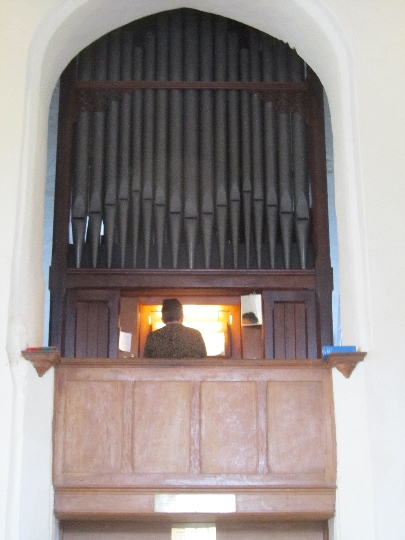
1 1 405 539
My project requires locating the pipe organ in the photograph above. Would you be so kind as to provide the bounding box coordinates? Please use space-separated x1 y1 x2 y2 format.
50 8 332 358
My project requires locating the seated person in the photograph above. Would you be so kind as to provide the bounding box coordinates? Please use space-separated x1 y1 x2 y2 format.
143 298 207 358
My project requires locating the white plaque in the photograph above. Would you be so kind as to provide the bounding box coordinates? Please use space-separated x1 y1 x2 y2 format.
154 494 236 513
118 331 132 352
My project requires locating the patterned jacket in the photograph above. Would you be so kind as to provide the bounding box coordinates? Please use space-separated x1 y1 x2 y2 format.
143 323 207 358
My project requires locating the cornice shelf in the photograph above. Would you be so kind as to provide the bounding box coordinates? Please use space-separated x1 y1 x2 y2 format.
21 348 61 377
325 352 366 378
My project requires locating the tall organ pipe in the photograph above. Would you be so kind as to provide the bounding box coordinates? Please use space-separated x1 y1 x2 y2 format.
250 31 264 268
104 31 122 268
200 13 215 269
131 46 143 267
155 14 169 268
227 32 241 269
142 31 156 268
88 38 108 268
184 10 199 269
169 11 183 268
118 31 133 267
72 46 93 268
276 40 293 269
290 50 310 269
262 35 278 269
214 17 228 269
240 49 252 268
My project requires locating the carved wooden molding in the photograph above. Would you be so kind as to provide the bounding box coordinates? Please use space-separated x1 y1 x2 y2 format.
326 352 366 378
21 349 61 377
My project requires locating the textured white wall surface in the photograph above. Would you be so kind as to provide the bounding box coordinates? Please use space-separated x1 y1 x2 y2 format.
1 1 405 539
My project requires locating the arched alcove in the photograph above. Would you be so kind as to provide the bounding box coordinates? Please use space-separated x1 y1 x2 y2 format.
4 1 371 539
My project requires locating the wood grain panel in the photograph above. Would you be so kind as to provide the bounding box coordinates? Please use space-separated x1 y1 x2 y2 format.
133 381 191 473
200 381 258 473
62 521 170 540
64 380 125 473
267 381 325 474
217 521 326 540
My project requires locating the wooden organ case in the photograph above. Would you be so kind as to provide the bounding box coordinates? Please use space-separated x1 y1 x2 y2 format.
49 9 336 539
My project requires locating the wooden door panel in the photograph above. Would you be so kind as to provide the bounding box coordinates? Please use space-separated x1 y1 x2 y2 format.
133 381 191 473
263 290 317 359
267 381 325 474
65 290 119 357
64 380 125 473
200 381 259 473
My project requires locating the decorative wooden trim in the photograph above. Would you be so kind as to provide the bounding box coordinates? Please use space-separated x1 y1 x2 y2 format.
326 352 366 378
21 349 61 377
54 486 335 521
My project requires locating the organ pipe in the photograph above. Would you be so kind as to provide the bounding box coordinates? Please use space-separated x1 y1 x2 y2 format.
88 38 108 268
276 40 294 269
168 10 183 268
68 10 314 271
227 32 241 269
214 17 228 269
131 46 143 267
118 31 133 267
200 13 215 269
240 48 253 268
250 31 264 268
262 35 278 269
184 10 199 269
142 31 156 268
155 14 169 268
104 31 122 268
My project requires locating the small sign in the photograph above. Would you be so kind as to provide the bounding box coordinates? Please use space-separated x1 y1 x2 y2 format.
118 331 132 352
154 494 236 513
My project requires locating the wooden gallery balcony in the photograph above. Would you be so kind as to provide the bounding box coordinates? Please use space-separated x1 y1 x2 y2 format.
52 357 337 522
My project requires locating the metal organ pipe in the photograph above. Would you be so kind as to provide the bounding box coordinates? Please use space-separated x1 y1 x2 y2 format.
214 17 228 269
72 46 92 268
276 40 294 269
290 50 310 269
88 39 108 268
200 13 215 269
184 10 199 269
262 35 278 269
227 32 241 269
155 14 169 268
131 46 143 267
250 30 264 269
169 10 183 268
118 31 133 268
240 48 253 268
104 31 122 268
142 31 156 268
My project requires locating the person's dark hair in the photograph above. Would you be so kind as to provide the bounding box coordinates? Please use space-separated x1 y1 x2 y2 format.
162 298 183 323
242 311 259 325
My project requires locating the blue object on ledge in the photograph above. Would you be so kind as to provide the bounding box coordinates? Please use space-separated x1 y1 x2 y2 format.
322 345 356 359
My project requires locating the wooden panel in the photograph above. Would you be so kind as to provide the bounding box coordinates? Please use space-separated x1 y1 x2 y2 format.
65 289 119 358
119 297 139 358
200 381 258 473
64 380 125 473
242 324 263 359
263 290 317 359
54 361 336 520
61 521 170 540
217 521 326 540
133 381 191 473
267 381 325 474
